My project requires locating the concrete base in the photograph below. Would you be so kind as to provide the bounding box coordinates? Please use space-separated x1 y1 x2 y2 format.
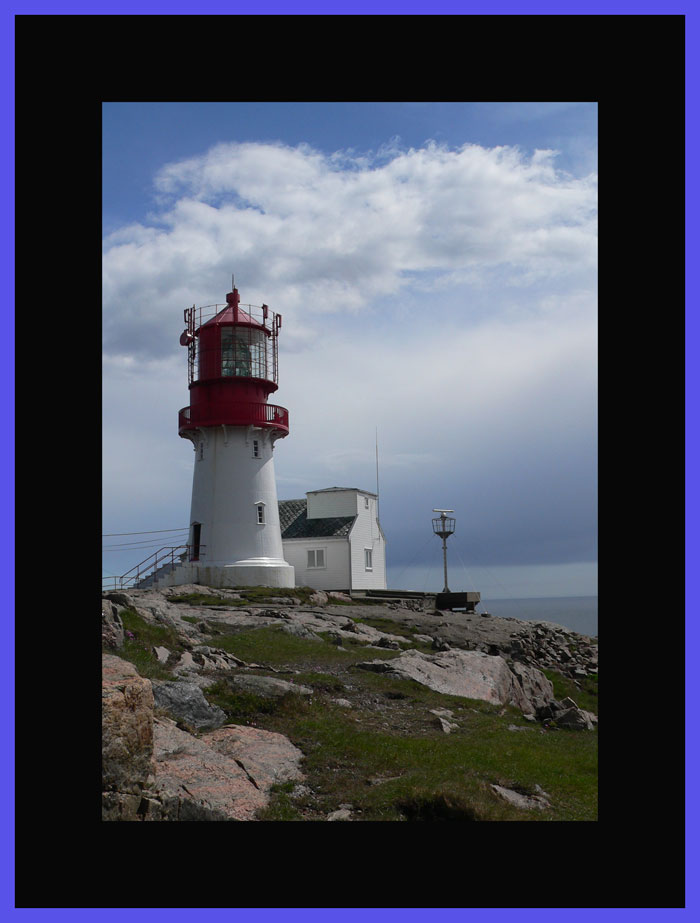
436 591 481 612
150 559 295 590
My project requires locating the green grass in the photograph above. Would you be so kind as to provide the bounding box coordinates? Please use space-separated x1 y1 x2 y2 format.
203 679 310 724
253 686 597 821
542 668 598 714
203 624 403 670
107 608 184 680
168 593 246 607
354 616 421 638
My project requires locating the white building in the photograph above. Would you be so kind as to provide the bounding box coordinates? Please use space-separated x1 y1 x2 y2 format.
279 487 387 592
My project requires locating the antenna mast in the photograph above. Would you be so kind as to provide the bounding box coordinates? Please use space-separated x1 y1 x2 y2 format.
375 427 379 504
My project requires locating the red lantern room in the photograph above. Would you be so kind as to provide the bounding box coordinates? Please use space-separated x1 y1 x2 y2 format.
178 287 290 437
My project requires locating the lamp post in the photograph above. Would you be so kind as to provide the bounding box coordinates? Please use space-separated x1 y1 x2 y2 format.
432 509 455 593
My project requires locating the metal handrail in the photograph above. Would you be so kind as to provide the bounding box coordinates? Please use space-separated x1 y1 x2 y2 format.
101 544 206 590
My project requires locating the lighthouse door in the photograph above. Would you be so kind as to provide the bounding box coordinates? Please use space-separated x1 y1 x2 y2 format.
190 523 201 561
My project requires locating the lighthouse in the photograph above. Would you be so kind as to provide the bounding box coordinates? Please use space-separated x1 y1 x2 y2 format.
167 283 295 589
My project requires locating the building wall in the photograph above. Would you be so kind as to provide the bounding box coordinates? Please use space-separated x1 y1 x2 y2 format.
348 493 387 590
306 489 361 519
281 537 351 590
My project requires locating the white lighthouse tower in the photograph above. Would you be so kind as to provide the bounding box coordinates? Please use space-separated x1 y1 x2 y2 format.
166 283 294 589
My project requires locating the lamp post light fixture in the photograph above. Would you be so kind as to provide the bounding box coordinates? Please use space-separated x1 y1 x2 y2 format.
432 509 456 593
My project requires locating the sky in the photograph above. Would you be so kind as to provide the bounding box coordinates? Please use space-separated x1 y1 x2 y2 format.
102 102 597 598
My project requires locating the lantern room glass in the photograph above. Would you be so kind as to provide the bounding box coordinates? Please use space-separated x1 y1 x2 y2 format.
221 327 267 379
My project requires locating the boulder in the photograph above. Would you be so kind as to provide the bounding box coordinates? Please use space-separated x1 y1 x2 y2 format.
102 654 155 819
152 681 227 730
327 809 352 821
148 718 301 821
226 674 313 699
355 649 554 715
491 784 551 811
509 661 555 714
554 706 597 731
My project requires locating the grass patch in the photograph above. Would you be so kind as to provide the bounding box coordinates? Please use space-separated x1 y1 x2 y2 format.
203 678 313 725
168 593 232 606
256 697 595 820
353 616 421 639
107 608 185 680
543 668 598 714
234 585 319 606
207 624 402 670
293 705 595 820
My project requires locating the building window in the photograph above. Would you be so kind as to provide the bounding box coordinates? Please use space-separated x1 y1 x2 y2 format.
365 548 373 570
198 442 204 461
307 549 325 569
256 504 265 524
252 439 260 458
364 496 369 508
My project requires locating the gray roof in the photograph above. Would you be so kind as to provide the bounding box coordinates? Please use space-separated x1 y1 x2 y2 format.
278 498 355 539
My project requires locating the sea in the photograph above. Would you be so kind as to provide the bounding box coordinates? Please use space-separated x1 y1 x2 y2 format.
476 596 598 638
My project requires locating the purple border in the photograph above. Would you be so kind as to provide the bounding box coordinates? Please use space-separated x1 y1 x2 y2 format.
7 0 691 918
1 1 695 10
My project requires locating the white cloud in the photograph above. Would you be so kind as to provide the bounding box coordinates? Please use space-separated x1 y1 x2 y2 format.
103 141 597 359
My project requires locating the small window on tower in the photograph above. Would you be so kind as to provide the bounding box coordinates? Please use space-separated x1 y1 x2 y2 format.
253 440 260 458
364 497 369 509
198 442 204 461
365 549 373 570
256 504 265 524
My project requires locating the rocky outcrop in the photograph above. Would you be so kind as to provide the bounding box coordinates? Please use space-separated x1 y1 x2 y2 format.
355 648 555 716
102 653 305 821
102 599 125 650
102 654 156 820
143 718 304 821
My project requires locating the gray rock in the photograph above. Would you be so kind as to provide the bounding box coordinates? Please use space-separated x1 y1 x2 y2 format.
554 706 596 731
355 648 554 715
327 808 352 821
435 715 458 734
510 661 556 714
152 681 227 730
227 674 313 699
491 784 551 811
102 600 125 650
375 637 401 650
277 621 323 641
